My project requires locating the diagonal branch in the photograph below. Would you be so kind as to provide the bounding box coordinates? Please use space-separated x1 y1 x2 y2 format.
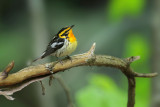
0 43 158 107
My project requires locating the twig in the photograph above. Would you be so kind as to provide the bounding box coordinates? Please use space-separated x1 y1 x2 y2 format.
55 75 74 107
133 72 158 78
0 75 46 100
0 61 14 80
40 81 45 95
49 75 54 86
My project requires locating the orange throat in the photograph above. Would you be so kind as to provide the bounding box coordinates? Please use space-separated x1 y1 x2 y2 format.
68 29 76 43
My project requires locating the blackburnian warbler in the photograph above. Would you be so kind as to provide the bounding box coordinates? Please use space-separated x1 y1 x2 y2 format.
33 25 77 62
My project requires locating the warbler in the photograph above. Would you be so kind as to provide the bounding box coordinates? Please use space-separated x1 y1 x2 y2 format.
33 25 77 62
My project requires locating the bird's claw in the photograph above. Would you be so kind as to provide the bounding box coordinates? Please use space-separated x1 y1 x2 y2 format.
66 55 72 63
45 63 54 74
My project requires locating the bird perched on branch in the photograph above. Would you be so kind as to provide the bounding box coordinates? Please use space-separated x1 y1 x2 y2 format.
33 25 77 62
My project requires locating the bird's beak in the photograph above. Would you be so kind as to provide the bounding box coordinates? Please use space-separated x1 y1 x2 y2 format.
70 25 75 28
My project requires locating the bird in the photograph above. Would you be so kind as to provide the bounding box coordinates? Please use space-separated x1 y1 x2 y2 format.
32 25 77 63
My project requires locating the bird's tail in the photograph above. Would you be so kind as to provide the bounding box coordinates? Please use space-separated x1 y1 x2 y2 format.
32 57 42 63
31 52 46 63
29 57 41 66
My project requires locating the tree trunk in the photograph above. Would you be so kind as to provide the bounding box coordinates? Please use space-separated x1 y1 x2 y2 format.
28 0 56 107
151 0 160 107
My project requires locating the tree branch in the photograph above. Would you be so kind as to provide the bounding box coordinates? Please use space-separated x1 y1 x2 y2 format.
0 61 14 80
0 43 158 107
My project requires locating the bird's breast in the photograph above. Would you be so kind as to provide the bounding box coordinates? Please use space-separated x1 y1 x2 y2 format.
52 40 77 57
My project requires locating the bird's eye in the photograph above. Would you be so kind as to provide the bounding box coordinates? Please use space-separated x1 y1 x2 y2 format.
62 32 68 36
63 33 69 38
66 36 69 39
65 33 68 36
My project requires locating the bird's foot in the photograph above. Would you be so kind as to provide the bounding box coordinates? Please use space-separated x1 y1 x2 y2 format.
45 63 54 74
58 60 63 65
56 57 63 65
65 55 72 63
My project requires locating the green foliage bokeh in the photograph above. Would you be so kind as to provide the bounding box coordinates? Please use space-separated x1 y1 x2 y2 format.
76 74 127 107
108 0 146 21
123 34 151 107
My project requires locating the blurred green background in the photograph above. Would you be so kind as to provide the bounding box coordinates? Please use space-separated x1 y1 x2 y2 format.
0 0 159 107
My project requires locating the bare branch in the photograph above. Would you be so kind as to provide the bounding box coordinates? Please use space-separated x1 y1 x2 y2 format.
133 72 158 78
49 75 54 86
0 43 158 107
125 56 140 64
0 61 14 80
127 77 135 107
0 43 96 87
0 75 47 100
40 81 45 95
55 75 74 107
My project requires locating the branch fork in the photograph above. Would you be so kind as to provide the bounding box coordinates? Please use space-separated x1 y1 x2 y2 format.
0 43 158 107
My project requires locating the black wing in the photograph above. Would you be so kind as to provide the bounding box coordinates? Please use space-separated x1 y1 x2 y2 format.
32 36 64 62
42 36 65 58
